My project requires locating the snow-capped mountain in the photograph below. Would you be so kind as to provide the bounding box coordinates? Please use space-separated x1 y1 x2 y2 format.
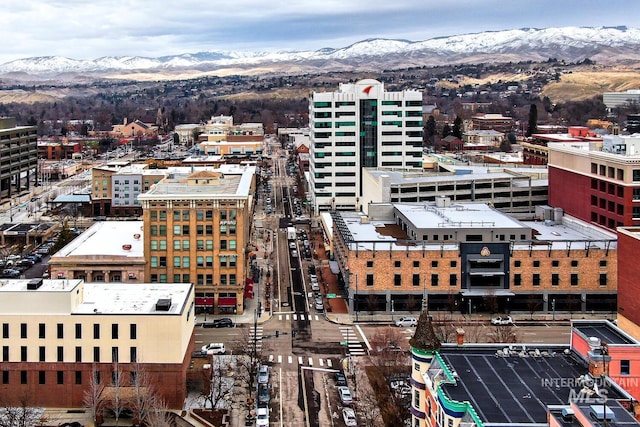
2 26 640 77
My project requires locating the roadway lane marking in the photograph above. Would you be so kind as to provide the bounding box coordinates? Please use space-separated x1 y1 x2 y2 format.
286 314 290 320
269 355 274 363
278 355 282 363
288 355 292 364
308 357 313 366
298 356 303 365
327 359 332 368
355 324 372 351
319 359 324 366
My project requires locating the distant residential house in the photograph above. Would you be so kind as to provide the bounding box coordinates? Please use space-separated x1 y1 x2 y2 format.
111 118 159 137
463 129 504 147
440 135 463 151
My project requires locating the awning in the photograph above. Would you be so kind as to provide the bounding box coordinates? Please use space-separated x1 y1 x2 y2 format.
195 297 214 306
217 297 237 307
460 289 515 297
469 271 505 276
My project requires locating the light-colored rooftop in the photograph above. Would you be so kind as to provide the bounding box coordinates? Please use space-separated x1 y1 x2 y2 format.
75 282 192 315
0 278 84 293
54 221 144 258
366 165 546 185
395 202 527 230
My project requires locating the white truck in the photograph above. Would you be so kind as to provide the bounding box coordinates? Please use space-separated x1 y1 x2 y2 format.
287 226 296 241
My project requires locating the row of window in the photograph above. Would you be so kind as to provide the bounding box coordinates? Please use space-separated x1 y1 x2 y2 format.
2 345 136 364
150 209 237 221
1 367 144 386
2 323 136 340
514 259 607 268
150 225 236 236
148 273 237 286
513 273 607 287
149 256 237 268
368 260 458 268
590 162 628 181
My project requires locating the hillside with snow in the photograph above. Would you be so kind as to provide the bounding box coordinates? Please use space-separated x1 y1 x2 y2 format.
2 26 640 79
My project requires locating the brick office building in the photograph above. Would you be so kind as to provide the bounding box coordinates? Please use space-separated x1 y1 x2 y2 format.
332 199 617 316
138 166 255 315
0 279 194 410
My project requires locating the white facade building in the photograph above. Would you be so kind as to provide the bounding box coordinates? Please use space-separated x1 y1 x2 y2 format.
308 79 423 213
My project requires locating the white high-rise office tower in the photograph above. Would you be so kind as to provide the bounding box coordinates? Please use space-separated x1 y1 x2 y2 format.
308 79 423 213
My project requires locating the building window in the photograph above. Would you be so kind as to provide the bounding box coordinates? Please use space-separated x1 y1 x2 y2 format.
570 274 579 286
599 274 607 287
57 323 63 339
112 347 119 363
366 274 374 287
39 346 45 362
21 323 27 339
394 261 401 268
414 389 420 407
75 371 82 385
2 371 8 384
20 371 27 385
552 260 559 267
552 274 559 286
412 274 420 287
533 260 540 268
514 260 521 268
39 371 46 385
450 274 458 286
394 274 401 286
431 274 439 287
533 274 540 287
75 323 82 339
39 323 46 339
621 360 630 375
93 324 100 339
450 260 457 268
112 324 119 339
57 371 64 385
413 261 420 268
514 274 522 286
93 347 100 363
600 260 607 267
130 347 137 363
76 346 82 363
2 346 8 362
571 260 578 267
2 323 7 339
20 346 27 362
130 324 137 340
366 261 373 268
57 346 64 362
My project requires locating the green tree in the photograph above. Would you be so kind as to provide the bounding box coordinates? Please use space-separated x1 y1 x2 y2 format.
452 116 463 139
526 104 538 137
424 115 436 147
442 123 451 138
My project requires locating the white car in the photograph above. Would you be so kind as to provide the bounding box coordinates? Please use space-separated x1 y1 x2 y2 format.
201 342 226 355
491 315 514 326
342 407 357 426
256 407 269 427
395 317 418 327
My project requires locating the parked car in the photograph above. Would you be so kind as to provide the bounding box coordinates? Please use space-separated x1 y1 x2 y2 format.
203 318 234 328
291 250 298 258
342 407 357 427
334 371 347 386
257 365 270 384
314 298 324 312
201 343 226 355
1 268 20 278
310 281 320 292
257 383 270 404
491 315 514 326
337 386 353 405
395 317 418 327
256 407 269 427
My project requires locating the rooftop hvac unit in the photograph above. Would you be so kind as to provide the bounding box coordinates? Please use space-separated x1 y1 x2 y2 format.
155 298 172 311
589 404 616 422
27 278 44 290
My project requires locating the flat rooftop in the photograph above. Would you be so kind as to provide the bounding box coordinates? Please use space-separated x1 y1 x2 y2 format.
140 166 255 198
54 221 144 258
438 348 627 426
395 202 528 230
75 282 192 315
366 165 547 185
573 321 638 346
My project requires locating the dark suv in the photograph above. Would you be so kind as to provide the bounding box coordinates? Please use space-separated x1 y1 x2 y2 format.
334 371 347 386
203 317 234 328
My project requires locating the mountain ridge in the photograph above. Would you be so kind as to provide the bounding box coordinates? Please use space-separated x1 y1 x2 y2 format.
2 26 640 79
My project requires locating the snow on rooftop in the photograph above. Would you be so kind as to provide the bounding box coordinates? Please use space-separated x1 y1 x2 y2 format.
0 278 83 293
55 221 144 258
395 202 527 230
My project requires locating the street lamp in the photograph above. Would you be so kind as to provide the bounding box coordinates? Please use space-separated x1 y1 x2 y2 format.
355 274 359 323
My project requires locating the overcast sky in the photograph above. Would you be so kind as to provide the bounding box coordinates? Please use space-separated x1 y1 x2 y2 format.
1 0 638 64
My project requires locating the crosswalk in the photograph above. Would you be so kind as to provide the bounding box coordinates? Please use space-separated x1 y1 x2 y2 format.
277 313 322 321
339 326 366 356
265 354 337 368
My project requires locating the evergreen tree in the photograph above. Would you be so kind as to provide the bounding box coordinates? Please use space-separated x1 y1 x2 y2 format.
442 123 451 138
424 115 436 147
526 104 538 137
409 311 441 351
452 116 463 139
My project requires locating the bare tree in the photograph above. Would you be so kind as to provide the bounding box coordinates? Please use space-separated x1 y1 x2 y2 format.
406 294 418 314
460 322 486 343
526 295 541 320
488 326 518 343
483 289 499 314
230 327 272 404
430 311 457 343
83 366 105 426
144 395 173 427
202 355 235 411
110 360 125 426
0 392 46 427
